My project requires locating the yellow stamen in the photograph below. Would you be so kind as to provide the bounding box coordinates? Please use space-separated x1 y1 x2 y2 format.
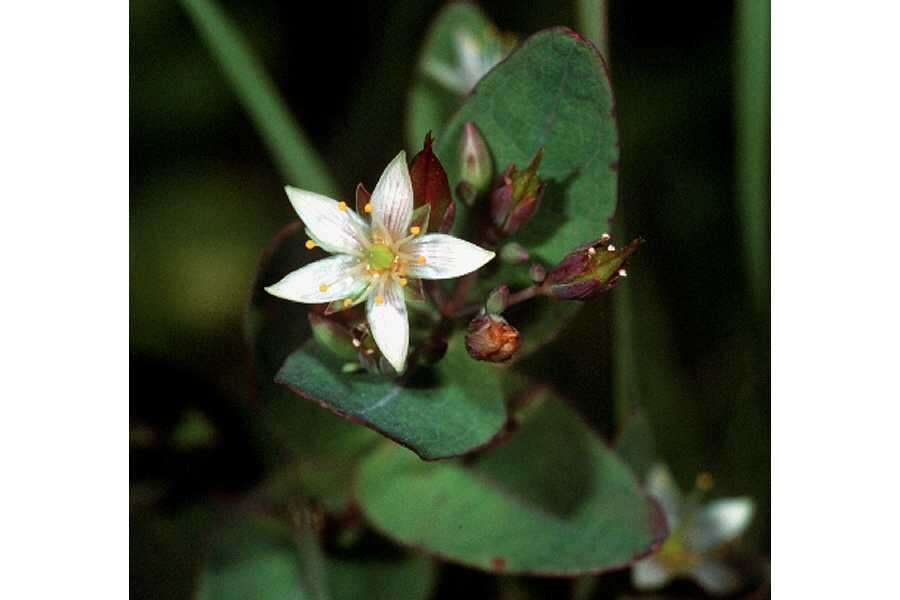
374 295 384 305
319 283 329 292
416 255 426 265
305 239 316 250
343 298 353 307
696 472 714 492
364 202 373 213
398 278 408 287
337 201 348 211
409 225 421 235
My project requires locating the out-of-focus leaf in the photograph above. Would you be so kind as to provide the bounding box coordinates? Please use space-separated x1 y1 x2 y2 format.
614 410 657 481
326 555 436 600
195 514 435 600
435 28 619 267
180 0 339 195
406 3 500 150
196 516 320 600
356 390 667 575
276 334 524 461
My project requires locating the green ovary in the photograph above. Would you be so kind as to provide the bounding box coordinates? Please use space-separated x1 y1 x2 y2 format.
367 243 395 270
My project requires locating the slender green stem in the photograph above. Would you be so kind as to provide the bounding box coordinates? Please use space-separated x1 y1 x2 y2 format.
180 0 340 196
575 0 609 57
735 0 770 312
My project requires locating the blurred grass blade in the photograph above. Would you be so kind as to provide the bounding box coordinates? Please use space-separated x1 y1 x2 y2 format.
180 0 339 196
736 0 770 310
575 0 608 56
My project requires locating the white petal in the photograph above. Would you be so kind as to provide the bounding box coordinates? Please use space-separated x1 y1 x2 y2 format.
687 558 741 596
402 234 495 280
366 280 409 373
265 255 365 304
370 152 414 241
285 186 369 255
631 557 672 591
686 497 755 553
645 464 683 530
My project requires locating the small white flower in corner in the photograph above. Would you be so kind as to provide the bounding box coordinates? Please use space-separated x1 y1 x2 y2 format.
632 464 755 596
265 151 496 373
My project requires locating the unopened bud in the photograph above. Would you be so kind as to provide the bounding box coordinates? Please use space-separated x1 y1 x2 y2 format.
485 285 510 315
309 313 358 361
465 314 520 363
489 148 545 237
546 237 643 300
529 263 547 283
459 122 492 202
500 242 530 264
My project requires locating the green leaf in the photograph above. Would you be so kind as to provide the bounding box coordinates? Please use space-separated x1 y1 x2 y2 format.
196 515 435 600
356 390 667 575
614 409 657 481
180 0 339 195
196 516 321 600
406 3 501 151
276 335 524 460
326 556 436 600
434 28 620 266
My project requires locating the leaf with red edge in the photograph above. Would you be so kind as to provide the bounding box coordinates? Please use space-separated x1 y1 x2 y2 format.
408 132 453 233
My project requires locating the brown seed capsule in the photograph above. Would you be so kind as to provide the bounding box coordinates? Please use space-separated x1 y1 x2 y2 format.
465 314 520 363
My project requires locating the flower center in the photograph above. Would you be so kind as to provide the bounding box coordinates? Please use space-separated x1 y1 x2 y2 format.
366 243 395 271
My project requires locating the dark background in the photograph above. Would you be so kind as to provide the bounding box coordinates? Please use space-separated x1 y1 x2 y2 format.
131 0 769 596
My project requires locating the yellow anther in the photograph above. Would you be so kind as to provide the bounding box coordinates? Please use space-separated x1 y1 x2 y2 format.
319 283 329 292
364 202 373 213
343 298 353 307
398 278 408 287
305 239 317 250
374 295 384 305
416 255 427 265
410 225 421 235
337 201 348 211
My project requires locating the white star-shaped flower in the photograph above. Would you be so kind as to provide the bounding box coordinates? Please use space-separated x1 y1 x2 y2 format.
265 151 496 373
423 30 507 96
633 464 756 596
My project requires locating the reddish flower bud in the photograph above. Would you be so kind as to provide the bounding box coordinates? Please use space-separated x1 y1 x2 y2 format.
489 148 545 237
465 314 520 363
546 236 643 300
409 132 453 232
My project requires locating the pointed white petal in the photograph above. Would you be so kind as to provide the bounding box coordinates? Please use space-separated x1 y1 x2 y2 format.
686 497 755 553
688 558 741 596
265 255 365 304
631 557 672 591
285 186 369 255
402 234 495 280
645 464 684 530
366 280 409 373
370 152 414 241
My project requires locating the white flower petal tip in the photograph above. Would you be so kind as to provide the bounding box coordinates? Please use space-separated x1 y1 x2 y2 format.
632 557 672 591
283 186 369 255
687 497 755 551
365 282 409 374
371 151 414 240
404 234 496 280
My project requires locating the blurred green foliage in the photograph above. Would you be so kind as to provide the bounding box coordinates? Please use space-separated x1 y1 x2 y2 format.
131 0 769 598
